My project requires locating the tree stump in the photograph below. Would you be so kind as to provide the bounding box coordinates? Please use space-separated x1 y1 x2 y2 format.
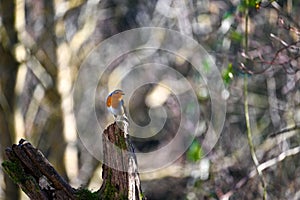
99 122 144 200
1 122 145 200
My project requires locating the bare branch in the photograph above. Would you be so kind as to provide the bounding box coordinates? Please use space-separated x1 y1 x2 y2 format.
220 145 300 200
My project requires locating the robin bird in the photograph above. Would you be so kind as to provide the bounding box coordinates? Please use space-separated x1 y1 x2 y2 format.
106 89 128 121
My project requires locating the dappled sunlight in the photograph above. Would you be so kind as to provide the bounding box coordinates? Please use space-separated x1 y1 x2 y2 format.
1 0 300 199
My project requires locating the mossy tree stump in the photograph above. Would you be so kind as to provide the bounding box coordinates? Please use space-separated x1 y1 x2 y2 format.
99 122 144 200
1 122 145 200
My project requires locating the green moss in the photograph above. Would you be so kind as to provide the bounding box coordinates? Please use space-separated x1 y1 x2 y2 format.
139 192 145 200
100 168 128 200
114 129 127 150
101 169 117 199
2 160 28 184
2 160 39 195
75 188 98 200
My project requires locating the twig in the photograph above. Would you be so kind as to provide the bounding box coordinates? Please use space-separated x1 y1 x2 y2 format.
220 145 300 200
238 2 300 75
269 125 300 137
243 1 267 199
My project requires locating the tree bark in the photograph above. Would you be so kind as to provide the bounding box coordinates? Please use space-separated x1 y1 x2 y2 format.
1 123 145 200
99 122 145 200
2 139 76 200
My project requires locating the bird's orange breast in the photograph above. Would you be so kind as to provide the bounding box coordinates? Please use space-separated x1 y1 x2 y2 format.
106 96 112 107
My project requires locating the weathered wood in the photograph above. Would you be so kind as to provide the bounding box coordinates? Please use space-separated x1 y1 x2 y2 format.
1 122 146 200
4 147 49 200
99 122 145 200
2 139 76 200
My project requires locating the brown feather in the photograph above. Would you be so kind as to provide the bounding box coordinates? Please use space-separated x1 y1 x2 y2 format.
111 94 121 108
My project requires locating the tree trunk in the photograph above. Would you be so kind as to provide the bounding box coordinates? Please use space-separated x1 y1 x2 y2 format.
99 122 144 200
0 0 20 199
1 123 145 200
23 0 68 179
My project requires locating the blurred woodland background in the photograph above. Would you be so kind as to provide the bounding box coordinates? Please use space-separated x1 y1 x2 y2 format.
1 0 300 199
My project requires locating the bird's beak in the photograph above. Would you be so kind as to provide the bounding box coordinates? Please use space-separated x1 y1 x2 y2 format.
121 91 125 95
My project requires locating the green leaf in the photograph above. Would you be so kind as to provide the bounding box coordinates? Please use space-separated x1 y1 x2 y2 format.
202 59 211 73
230 30 243 42
187 140 203 162
222 63 234 85
239 0 262 11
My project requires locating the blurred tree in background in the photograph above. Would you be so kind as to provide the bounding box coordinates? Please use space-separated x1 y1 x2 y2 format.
0 0 300 199
0 1 19 199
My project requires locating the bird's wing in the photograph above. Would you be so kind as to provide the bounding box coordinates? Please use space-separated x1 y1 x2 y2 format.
121 99 128 116
121 99 129 123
